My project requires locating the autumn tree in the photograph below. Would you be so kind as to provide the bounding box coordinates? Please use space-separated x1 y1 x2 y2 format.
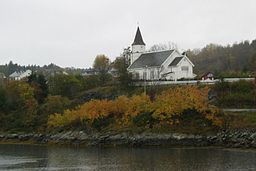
37 95 70 128
4 81 38 129
152 86 222 126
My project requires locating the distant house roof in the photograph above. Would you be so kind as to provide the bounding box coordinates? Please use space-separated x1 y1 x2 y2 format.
132 27 146 46
82 68 98 76
9 71 21 78
129 50 174 69
9 70 32 79
0 73 6 79
169 57 183 66
201 72 214 78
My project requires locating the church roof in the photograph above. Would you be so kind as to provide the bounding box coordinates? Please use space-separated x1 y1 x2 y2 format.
129 50 174 69
132 27 146 46
169 57 183 66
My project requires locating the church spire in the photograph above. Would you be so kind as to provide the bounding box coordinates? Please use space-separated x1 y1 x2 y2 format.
132 27 146 46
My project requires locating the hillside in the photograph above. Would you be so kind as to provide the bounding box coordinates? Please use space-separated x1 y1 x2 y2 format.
0 61 85 77
188 40 256 76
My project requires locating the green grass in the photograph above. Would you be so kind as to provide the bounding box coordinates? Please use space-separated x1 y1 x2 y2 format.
224 111 256 128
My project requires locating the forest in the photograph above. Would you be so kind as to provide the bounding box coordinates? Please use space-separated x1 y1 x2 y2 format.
188 40 256 76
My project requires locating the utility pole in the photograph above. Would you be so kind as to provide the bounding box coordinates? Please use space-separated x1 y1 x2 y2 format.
144 65 147 95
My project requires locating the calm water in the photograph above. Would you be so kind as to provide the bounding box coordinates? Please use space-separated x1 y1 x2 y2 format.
0 144 256 171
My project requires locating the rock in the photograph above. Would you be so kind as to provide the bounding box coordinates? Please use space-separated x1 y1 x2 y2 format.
1 129 256 148
0 134 5 139
249 133 256 140
18 134 30 141
6 134 18 139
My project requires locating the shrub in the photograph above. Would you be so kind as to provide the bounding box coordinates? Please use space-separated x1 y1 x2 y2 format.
47 86 223 130
133 112 158 128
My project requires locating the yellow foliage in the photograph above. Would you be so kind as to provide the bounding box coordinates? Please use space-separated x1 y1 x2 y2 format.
125 94 152 117
77 99 114 122
111 96 130 116
115 94 152 125
48 109 79 128
152 86 219 124
47 85 222 129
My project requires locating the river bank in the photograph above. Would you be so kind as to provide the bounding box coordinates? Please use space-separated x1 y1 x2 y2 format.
1 129 256 148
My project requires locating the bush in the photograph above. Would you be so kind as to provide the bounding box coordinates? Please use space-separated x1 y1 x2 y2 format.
214 80 256 107
47 86 223 130
133 112 158 128
175 108 213 127
92 115 114 131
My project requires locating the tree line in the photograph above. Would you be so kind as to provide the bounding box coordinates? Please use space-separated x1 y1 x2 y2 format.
187 40 256 76
1 39 256 79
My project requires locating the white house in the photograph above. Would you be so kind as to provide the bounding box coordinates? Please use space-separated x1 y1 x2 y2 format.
127 27 196 81
9 70 32 80
0 73 6 84
0 73 6 79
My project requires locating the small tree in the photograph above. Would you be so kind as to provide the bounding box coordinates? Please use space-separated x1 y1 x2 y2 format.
48 74 82 99
93 55 111 84
5 81 38 129
113 57 132 89
27 73 48 103
149 42 177 52
249 53 256 72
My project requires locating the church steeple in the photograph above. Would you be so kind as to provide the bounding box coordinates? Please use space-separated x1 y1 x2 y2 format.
130 26 146 64
132 27 146 46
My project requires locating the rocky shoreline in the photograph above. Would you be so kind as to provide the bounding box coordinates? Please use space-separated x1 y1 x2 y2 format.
1 129 256 148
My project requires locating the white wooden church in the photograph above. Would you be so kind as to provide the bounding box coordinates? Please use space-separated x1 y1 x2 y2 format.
127 27 196 81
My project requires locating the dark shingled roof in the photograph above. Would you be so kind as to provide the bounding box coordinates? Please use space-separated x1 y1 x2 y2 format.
129 50 174 69
169 57 183 66
132 27 146 46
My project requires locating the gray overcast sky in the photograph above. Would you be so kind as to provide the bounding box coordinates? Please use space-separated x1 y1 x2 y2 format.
0 0 256 68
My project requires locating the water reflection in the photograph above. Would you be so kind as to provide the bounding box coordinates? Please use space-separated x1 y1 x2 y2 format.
0 144 256 170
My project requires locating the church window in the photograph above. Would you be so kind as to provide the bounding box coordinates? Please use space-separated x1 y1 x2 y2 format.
181 66 189 72
143 71 147 80
150 70 154 80
136 73 140 79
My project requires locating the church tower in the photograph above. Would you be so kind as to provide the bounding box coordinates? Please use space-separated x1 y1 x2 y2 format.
131 27 146 64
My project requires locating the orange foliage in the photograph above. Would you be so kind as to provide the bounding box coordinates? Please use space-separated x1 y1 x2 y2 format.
47 86 222 129
153 86 208 119
113 94 152 125
76 95 152 125
152 86 221 126
79 99 112 120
